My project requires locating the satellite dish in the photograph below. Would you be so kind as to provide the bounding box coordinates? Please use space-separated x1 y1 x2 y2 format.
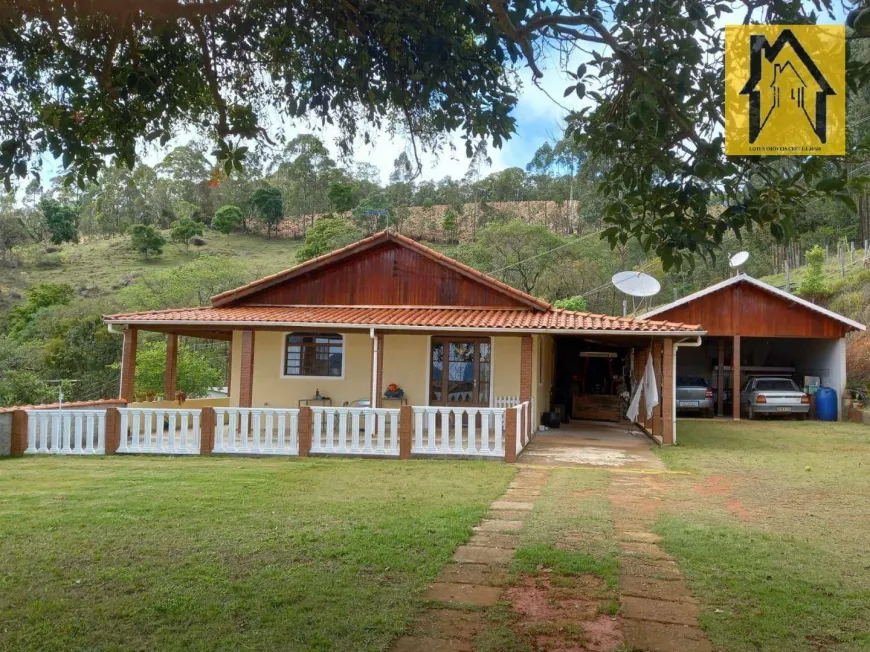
729 251 750 269
611 271 661 297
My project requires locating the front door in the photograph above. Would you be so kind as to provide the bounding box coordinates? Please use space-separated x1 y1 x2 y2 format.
429 337 491 406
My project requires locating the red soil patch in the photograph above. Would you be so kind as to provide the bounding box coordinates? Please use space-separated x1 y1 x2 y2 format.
726 497 753 521
693 474 732 496
573 489 596 498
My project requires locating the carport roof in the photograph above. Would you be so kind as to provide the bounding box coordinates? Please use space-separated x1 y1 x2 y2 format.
641 274 865 332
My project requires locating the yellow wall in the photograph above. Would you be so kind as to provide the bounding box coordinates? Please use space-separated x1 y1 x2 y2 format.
492 336 522 400
128 397 230 409
533 334 554 417
249 330 372 408
381 334 428 406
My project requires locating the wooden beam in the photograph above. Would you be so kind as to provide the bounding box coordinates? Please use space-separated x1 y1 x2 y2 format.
239 330 255 408
732 335 741 420
661 338 674 445
120 327 138 402
165 334 178 401
717 338 725 417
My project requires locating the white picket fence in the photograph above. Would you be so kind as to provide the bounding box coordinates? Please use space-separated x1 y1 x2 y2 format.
25 409 107 455
310 406 400 456
213 407 299 455
411 406 506 457
514 401 533 456
118 407 201 455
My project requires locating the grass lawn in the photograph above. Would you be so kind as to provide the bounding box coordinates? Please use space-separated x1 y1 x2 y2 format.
0 456 513 651
656 420 870 651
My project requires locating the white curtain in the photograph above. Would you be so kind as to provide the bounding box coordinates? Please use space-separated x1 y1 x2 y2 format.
626 351 659 422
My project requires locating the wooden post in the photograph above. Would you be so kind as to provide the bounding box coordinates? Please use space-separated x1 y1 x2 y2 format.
651 341 663 438
732 335 741 420
504 407 517 463
239 330 255 408
165 334 178 401
661 338 674 445
119 327 138 402
298 406 312 457
104 407 121 454
785 258 791 292
717 339 725 417
399 405 412 459
520 336 532 404
10 409 28 456
199 407 215 456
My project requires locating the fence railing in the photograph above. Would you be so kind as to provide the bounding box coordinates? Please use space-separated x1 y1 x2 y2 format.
213 407 299 455
25 409 107 455
118 407 201 455
411 406 506 457
311 407 400 456
514 401 534 457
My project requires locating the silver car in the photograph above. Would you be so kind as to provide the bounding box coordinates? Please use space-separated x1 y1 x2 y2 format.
676 376 714 418
740 377 810 420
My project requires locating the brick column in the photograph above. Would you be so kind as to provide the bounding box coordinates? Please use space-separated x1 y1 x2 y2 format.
298 406 312 457
119 327 138 402
399 405 412 459
732 335 741 420
164 334 178 401
504 407 518 463
199 407 216 456
661 338 674 445
520 335 533 403
717 338 725 417
10 410 28 456
651 341 663 437
104 407 121 454
239 330 255 408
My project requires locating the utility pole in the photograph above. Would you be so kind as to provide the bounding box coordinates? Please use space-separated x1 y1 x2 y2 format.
785 258 791 293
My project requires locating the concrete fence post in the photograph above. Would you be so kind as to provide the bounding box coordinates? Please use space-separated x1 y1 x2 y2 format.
104 407 121 454
199 407 216 456
298 406 312 457
399 405 412 459
504 407 517 463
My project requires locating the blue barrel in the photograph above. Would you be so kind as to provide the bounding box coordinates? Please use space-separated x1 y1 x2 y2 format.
815 387 838 421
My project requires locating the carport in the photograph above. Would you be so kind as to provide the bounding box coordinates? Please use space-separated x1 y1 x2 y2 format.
641 274 864 420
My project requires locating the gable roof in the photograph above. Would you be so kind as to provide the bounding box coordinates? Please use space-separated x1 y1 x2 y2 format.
640 274 865 332
210 230 551 311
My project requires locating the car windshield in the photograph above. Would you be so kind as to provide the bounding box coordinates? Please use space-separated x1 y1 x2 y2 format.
677 377 708 387
754 379 800 392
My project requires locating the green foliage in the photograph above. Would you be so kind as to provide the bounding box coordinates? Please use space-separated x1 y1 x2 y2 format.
327 182 358 213
120 256 249 310
135 338 223 398
7 283 74 337
169 216 204 250
553 295 588 312
797 245 830 300
128 224 166 259
250 187 284 238
39 199 78 244
296 218 364 262
0 214 29 259
442 206 459 243
0 336 55 406
212 204 244 239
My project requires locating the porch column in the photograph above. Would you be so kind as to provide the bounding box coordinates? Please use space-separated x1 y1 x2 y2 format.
370 330 383 408
165 334 178 401
717 338 725 417
119 327 138 402
732 335 741 420
651 341 663 438
239 330 255 408
520 335 533 403
661 338 674 445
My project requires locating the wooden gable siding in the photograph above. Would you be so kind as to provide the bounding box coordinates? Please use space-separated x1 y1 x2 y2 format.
234 241 529 308
654 282 847 338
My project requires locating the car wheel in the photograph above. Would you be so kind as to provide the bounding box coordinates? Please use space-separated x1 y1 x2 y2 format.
705 408 714 418
747 405 756 420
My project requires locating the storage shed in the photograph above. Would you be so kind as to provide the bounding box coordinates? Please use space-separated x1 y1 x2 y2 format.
641 274 865 420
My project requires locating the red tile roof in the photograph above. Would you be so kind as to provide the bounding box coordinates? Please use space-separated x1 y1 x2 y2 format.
209 230 552 311
104 305 702 334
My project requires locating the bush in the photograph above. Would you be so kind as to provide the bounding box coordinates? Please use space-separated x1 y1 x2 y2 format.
553 295 589 312
128 224 166 259
829 290 865 321
296 217 363 262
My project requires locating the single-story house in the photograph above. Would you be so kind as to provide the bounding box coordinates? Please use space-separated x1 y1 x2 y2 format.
103 230 703 445
641 274 865 420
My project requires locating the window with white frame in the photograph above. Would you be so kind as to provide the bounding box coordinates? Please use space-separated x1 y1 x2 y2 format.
284 333 343 377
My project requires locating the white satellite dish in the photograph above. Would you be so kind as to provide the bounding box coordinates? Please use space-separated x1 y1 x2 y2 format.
611 271 661 297
729 250 750 270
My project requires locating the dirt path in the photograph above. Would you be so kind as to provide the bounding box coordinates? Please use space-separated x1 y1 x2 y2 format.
608 472 713 652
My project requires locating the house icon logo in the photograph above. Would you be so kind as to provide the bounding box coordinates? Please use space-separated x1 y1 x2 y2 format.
725 25 845 156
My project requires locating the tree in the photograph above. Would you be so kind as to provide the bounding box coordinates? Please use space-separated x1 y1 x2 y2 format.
0 214 29 261
553 295 589 312
128 224 166 259
250 187 284 238
39 199 78 245
296 217 364 262
120 256 249 310
328 182 358 213
212 205 244 240
7 283 75 337
797 245 831 302
442 206 459 244
135 339 223 399
170 216 205 251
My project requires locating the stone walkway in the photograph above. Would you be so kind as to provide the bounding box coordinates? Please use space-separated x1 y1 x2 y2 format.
393 467 552 652
608 472 713 652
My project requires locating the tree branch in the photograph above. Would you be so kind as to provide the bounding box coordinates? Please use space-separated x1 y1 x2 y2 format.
189 15 228 137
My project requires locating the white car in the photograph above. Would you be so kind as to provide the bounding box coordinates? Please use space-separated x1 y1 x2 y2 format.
740 377 810 420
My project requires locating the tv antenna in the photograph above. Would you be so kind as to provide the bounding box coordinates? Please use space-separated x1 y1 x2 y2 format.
612 271 661 315
729 250 749 275
45 380 80 411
